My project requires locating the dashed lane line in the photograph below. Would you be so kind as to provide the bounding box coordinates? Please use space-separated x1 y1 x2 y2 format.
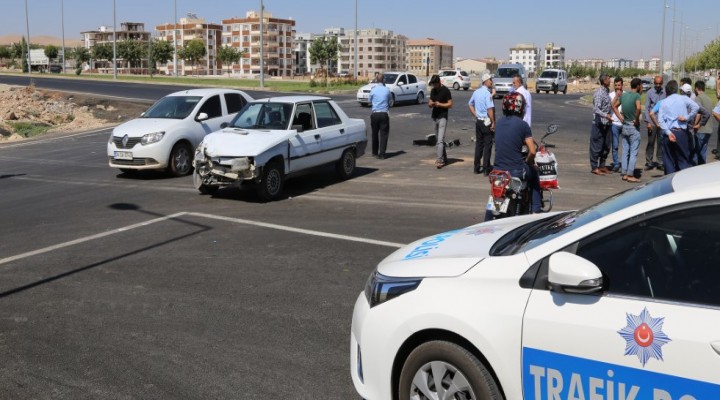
0 211 403 268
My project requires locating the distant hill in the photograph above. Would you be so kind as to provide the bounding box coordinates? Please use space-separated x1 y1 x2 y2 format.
0 35 83 47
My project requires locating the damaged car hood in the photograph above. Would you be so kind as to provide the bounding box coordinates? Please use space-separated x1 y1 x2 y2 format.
202 128 297 157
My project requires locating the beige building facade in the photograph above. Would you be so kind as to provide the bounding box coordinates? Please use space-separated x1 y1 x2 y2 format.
406 38 453 79
455 58 499 75
338 28 406 79
155 16 222 76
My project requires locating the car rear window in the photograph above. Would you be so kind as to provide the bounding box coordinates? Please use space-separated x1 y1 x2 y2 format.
460 71 468 76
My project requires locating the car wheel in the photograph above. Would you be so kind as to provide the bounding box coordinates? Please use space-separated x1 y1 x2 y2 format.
536 88 540 94
463 87 469 91
168 142 193 177
546 90 550 94
192 169 218 195
335 148 356 179
453 82 460 90
389 94 395 108
256 161 284 201
563 85 567 94
416 92 425 104
398 341 503 400
360 102 369 107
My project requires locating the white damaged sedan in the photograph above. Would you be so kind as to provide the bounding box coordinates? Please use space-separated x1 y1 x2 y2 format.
193 96 367 201
351 163 720 400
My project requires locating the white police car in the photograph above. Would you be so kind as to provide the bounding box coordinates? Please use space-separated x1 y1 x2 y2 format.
351 162 720 399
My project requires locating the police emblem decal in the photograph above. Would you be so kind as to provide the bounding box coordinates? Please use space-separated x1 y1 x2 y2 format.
122 134 129 148
617 307 671 367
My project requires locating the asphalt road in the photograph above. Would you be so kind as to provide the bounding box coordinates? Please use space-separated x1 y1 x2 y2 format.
1 76 707 399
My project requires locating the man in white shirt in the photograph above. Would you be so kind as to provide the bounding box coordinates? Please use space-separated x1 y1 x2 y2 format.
608 77 624 172
512 74 532 127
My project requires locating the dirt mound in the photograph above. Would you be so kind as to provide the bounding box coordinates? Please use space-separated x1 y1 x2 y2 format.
0 84 147 141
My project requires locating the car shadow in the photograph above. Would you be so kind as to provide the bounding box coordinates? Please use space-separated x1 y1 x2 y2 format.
444 158 464 167
0 174 27 180
115 170 183 180
208 165 378 203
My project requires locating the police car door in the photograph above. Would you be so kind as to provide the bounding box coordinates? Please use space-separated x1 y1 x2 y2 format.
522 204 720 400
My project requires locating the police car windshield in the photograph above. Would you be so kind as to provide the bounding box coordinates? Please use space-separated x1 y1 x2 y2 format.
497 175 675 255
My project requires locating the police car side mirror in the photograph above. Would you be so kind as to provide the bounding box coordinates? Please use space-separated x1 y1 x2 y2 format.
548 252 603 294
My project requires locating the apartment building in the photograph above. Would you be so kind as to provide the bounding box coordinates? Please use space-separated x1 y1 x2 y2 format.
155 15 222 76
81 22 151 70
568 58 605 70
338 28 406 78
221 11 295 77
607 58 634 70
294 28 345 76
542 42 565 69
406 38 453 78
509 43 539 73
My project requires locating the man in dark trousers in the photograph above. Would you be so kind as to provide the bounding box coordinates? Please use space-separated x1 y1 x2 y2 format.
428 74 453 168
368 74 392 159
658 80 699 174
644 75 666 170
468 73 495 175
590 73 613 175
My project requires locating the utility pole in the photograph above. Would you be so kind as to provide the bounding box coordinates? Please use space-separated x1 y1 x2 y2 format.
659 0 667 75
260 0 265 89
670 0 675 79
354 0 358 82
113 0 117 79
174 0 178 77
61 0 66 74
24 0 31 75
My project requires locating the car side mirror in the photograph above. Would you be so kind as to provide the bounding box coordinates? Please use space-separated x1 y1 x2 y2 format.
220 122 229 129
292 124 304 133
196 112 209 122
548 252 603 294
140 112 145 117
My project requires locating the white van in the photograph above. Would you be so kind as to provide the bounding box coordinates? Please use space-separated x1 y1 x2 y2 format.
494 63 527 98
536 68 568 94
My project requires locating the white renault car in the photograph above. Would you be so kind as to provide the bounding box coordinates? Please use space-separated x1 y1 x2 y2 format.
107 88 252 176
357 72 427 107
193 95 367 201
351 163 720 399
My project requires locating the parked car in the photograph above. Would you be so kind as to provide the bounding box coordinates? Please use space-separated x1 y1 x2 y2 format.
48 65 62 73
357 72 427 107
438 69 471 90
641 77 653 92
193 95 367 201
494 63 527 98
536 68 568 94
107 89 253 176
351 163 720 399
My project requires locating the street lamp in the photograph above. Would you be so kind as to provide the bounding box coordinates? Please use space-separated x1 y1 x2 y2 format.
260 0 264 89
113 0 117 79
173 0 178 77
354 0 358 82
659 0 668 75
61 0 66 74
24 0 31 75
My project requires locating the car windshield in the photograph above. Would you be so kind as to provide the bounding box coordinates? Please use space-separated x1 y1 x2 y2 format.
491 174 675 255
496 68 519 78
383 74 398 85
229 102 294 130
540 71 558 78
141 96 202 119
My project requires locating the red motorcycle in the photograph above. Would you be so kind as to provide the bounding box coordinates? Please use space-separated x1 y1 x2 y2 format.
485 124 559 220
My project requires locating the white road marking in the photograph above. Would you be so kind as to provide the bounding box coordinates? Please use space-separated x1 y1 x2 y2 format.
0 211 404 267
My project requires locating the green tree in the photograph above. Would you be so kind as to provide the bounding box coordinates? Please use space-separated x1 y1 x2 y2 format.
118 40 144 69
309 36 339 83
91 43 113 68
177 39 206 76
44 45 59 62
10 40 24 61
217 45 242 75
70 46 90 73
0 46 10 63
151 39 174 67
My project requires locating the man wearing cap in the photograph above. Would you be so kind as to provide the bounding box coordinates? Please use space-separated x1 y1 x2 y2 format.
589 73 613 175
468 73 495 175
658 80 699 174
368 73 392 159
428 74 453 168
644 75 666 171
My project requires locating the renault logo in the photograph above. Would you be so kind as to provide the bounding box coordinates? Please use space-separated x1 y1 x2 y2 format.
122 134 129 148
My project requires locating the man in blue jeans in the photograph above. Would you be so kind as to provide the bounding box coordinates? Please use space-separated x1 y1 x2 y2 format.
613 77 643 182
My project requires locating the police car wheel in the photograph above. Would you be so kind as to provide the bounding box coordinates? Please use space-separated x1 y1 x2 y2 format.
398 341 503 400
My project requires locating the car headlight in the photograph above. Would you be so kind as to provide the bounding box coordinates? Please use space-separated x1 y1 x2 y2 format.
141 131 165 145
108 133 114 144
364 270 422 308
194 145 205 162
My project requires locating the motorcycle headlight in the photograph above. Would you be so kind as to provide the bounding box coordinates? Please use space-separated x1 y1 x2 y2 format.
141 131 165 145
364 270 422 308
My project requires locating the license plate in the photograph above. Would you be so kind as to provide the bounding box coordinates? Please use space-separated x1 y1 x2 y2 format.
114 151 133 160
358 95 368 100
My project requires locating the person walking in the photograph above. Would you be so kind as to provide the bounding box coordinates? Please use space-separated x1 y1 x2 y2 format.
658 80 699 174
693 81 717 165
590 73 613 175
427 74 453 168
368 73 392 159
609 77 624 172
468 73 495 175
644 75 666 171
511 74 532 127
613 78 643 183
715 100 720 160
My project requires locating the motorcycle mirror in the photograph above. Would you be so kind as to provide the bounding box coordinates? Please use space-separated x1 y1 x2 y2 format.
547 124 558 134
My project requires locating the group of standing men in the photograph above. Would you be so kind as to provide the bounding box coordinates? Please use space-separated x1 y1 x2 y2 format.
591 73 720 179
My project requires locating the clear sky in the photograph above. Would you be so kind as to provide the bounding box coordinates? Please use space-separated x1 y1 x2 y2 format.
4 0 720 62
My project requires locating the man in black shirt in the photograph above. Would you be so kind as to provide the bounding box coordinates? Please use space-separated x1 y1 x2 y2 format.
428 74 453 168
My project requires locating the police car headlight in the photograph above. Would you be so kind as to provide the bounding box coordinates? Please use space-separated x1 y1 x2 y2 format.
141 131 165 145
364 270 422 308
